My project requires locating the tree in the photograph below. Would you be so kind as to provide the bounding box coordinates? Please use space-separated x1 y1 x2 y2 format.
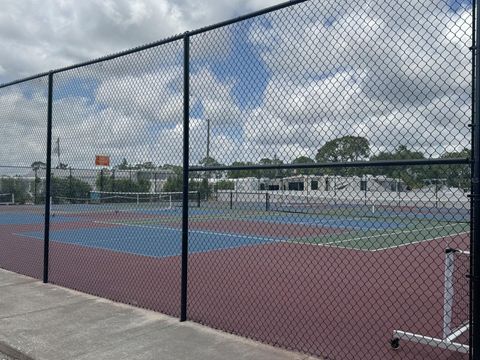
161 165 184 193
291 156 316 176
199 156 221 167
199 156 223 179
372 145 424 161
134 161 156 169
162 164 183 176
116 158 131 170
227 161 257 179
315 136 370 163
162 176 212 201
315 136 370 176
215 180 234 190
96 173 149 193
370 145 426 189
440 148 471 189
51 176 91 203
31 161 46 170
163 175 183 193
0 177 31 204
257 156 286 179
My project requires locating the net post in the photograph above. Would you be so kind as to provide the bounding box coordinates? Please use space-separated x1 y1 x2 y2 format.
443 249 456 338
34 168 38 204
43 71 53 284
180 32 190 322
230 191 233 210
197 190 201 208
266 192 270 212
11 193 14 205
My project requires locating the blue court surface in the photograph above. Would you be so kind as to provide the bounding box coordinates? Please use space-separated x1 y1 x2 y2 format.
241 214 406 230
19 226 279 258
0 213 79 225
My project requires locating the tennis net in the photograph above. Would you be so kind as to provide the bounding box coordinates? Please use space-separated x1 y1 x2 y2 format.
444 249 469 342
215 191 469 222
53 191 201 209
392 248 470 353
0 193 14 205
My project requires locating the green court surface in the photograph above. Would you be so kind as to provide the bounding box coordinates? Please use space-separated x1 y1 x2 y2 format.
294 221 469 251
78 203 469 252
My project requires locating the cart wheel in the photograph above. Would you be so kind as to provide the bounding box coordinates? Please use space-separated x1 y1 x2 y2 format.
390 337 400 349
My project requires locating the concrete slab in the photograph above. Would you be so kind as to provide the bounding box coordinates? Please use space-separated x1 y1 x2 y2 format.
0 281 95 320
0 271 35 288
73 320 308 360
0 269 312 360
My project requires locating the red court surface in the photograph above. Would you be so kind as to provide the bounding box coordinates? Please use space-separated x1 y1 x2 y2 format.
0 219 470 360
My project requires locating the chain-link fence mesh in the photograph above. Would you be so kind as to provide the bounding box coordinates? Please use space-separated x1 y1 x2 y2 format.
47 40 185 316
188 167 470 359
0 0 475 359
185 2 472 357
0 77 48 279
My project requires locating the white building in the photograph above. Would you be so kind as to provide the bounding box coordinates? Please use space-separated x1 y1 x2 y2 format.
233 175 407 194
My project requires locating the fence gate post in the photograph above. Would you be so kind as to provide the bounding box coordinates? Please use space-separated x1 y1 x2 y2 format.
43 71 54 284
472 3 480 357
180 32 190 322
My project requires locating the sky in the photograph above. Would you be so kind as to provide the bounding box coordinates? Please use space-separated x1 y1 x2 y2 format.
0 0 473 171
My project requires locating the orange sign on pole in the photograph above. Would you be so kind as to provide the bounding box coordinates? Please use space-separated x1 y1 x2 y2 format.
95 155 110 166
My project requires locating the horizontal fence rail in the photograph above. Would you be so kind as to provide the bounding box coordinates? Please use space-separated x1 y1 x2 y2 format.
190 158 472 172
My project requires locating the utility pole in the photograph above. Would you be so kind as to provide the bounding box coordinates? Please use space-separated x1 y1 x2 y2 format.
205 118 211 200
206 118 210 162
53 137 60 167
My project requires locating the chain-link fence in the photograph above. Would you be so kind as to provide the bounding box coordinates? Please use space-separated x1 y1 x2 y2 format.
0 0 477 359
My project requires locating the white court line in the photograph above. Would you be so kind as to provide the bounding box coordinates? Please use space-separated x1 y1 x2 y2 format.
93 220 279 243
370 231 470 252
52 206 176 216
15 219 468 254
273 224 467 251
96 220 467 252
12 232 43 240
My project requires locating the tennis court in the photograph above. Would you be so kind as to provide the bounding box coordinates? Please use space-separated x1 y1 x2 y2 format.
0 0 477 358
4 192 468 256
0 187 471 360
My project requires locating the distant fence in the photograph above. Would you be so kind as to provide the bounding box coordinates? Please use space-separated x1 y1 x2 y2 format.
0 0 478 359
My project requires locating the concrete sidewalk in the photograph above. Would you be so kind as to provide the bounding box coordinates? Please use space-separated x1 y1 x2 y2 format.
0 269 314 360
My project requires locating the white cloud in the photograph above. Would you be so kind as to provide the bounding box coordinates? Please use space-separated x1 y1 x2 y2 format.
0 84 48 167
0 0 285 82
95 67 183 123
240 0 472 162
0 0 473 169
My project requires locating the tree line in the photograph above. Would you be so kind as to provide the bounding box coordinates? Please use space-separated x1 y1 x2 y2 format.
21 136 469 204
225 137 470 190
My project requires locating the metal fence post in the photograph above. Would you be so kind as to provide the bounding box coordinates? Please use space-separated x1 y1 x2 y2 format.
43 71 53 284
472 2 480 357
180 32 190 322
